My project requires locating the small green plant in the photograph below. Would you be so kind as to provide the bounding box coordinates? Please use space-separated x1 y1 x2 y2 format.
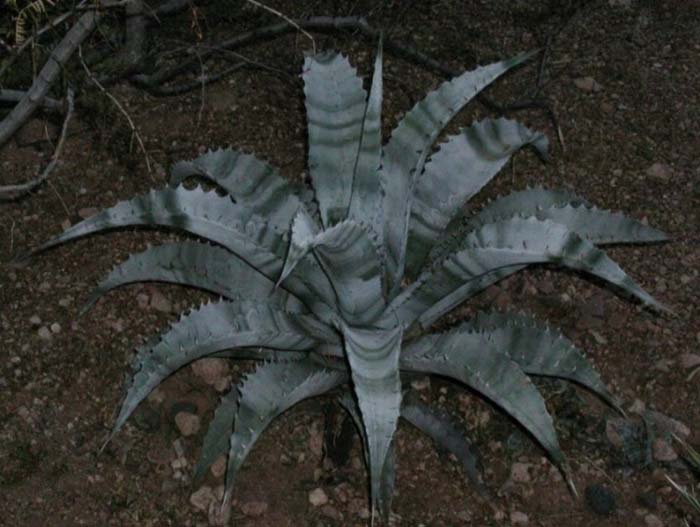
35 43 667 520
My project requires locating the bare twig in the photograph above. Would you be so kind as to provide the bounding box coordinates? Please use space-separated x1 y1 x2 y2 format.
246 0 316 54
79 46 152 173
0 10 100 147
0 88 75 200
136 62 246 96
0 89 63 111
134 16 548 117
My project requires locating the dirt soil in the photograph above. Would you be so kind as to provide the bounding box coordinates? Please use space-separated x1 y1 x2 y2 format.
1 1 699 526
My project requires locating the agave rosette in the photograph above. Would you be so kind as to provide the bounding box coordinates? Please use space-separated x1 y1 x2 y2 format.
37 42 667 518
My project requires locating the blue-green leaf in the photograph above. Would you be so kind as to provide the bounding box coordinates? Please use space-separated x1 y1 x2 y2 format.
223 360 345 505
380 51 538 293
347 38 384 237
111 300 329 441
402 330 566 471
304 51 367 227
390 217 666 329
170 148 301 230
405 118 548 278
279 211 385 325
82 242 304 314
341 324 402 513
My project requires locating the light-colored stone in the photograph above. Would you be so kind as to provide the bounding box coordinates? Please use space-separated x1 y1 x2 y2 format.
652 438 677 462
510 462 532 483
191 358 230 387
175 412 201 436
574 76 602 92
410 377 431 391
78 207 99 220
646 162 672 182
150 290 172 313
190 485 216 512
29 315 42 326
680 353 700 370
37 326 52 340
210 455 226 478
644 513 664 527
240 500 268 517
308 422 324 458
308 487 329 507
50 322 61 334
646 410 690 438
136 293 149 309
511 510 529 525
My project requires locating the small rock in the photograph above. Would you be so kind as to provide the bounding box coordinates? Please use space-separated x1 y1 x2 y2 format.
29 315 42 326
78 207 99 220
585 484 616 516
644 513 664 527
37 326 52 340
190 485 216 512
320 505 342 520
50 322 61 334
629 399 646 414
211 455 226 478
655 280 667 294
574 76 602 92
646 163 672 182
191 358 230 387
308 423 324 458
150 290 172 313
510 462 531 483
175 412 201 436
652 438 677 462
240 501 268 517
646 410 690 438
308 487 329 507
680 353 700 369
590 330 608 345
136 293 150 309
61 218 72 230
510 510 529 525
410 377 431 391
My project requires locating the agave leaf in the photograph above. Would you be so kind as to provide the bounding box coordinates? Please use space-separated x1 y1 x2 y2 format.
429 186 588 263
380 50 537 293
337 390 396 520
195 386 239 482
402 330 566 471
223 360 346 505
33 186 336 318
170 148 302 230
469 187 588 228
303 51 368 227
469 189 666 245
111 300 331 440
390 217 666 329
341 323 402 512
400 397 485 491
347 38 384 236
462 311 621 410
82 242 305 314
280 210 385 324
405 118 548 278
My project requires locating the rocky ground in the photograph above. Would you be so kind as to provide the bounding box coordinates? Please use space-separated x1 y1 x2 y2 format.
1 0 699 526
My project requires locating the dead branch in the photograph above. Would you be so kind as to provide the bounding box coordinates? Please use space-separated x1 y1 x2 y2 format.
0 10 101 148
0 88 75 201
0 89 63 111
135 16 548 116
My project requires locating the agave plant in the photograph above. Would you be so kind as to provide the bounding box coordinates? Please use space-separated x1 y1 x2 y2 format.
35 42 668 521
